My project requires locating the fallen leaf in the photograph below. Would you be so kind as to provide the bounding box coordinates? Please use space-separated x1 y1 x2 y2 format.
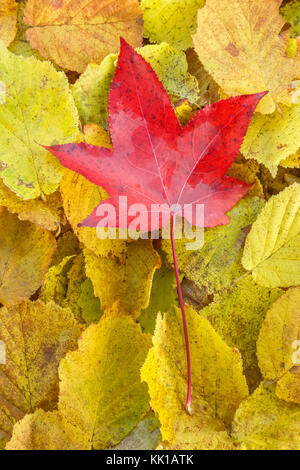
24 0 143 72
193 0 300 114
0 178 63 231
242 183 300 287
0 209 56 306
233 383 300 450
0 300 82 438
6 305 152 450
141 305 248 449
141 0 205 50
84 239 161 318
138 254 178 334
162 198 264 294
200 276 283 391
48 40 265 231
281 0 300 38
0 0 18 46
257 287 300 403
241 104 300 176
0 44 78 199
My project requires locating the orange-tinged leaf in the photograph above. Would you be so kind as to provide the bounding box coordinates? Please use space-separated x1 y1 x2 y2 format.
24 0 143 72
0 300 82 439
193 0 300 113
0 209 56 306
0 0 18 46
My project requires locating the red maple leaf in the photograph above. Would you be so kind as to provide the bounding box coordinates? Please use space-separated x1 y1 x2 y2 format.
48 39 266 231
47 39 266 413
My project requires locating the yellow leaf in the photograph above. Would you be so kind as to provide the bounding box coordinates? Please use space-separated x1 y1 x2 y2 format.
7 306 152 450
0 178 63 231
0 300 82 439
242 183 300 287
141 0 205 50
6 409 89 450
200 276 283 391
8 1 44 59
193 0 300 114
0 209 56 306
23 0 143 73
233 384 300 450
0 0 18 46
280 148 300 168
84 240 161 318
227 160 264 199
241 105 300 176
257 288 300 404
141 306 248 449
0 44 78 199
60 171 129 260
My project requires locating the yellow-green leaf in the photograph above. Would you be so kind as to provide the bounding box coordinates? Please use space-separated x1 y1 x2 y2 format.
0 44 78 199
141 0 205 50
0 300 82 438
257 288 300 403
200 276 283 390
141 305 248 449
281 0 300 38
162 198 264 294
242 183 300 287
233 384 300 450
0 209 56 306
0 178 63 231
138 255 178 334
241 105 300 177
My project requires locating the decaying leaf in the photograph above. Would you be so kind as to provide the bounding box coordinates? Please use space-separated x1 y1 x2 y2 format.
0 44 78 199
141 0 205 50
233 384 300 450
0 0 18 46
0 300 82 438
84 240 161 318
7 306 152 449
0 209 56 306
141 305 248 449
24 0 143 72
242 183 300 287
193 0 300 114
257 287 300 403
